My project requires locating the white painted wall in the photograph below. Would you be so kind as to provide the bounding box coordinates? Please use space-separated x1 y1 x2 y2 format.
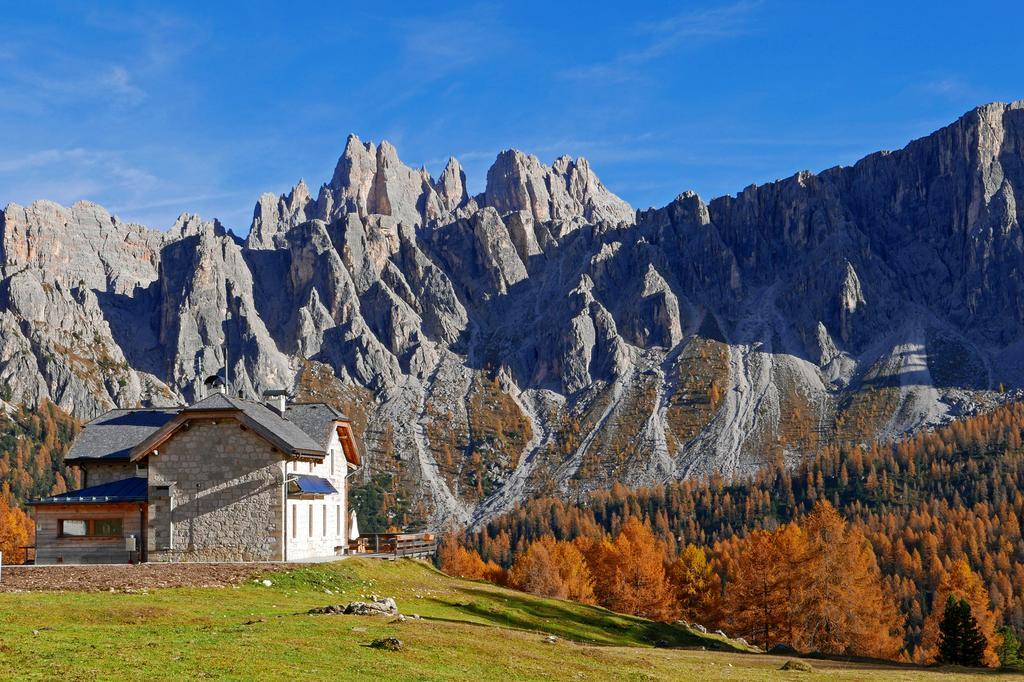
285 427 349 560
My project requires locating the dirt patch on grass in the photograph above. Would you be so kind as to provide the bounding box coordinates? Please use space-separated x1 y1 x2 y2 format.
0 562 300 592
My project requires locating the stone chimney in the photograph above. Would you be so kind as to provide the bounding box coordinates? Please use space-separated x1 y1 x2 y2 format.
263 389 288 416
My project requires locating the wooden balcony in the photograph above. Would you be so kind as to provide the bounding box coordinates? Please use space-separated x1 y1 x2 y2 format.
350 532 436 559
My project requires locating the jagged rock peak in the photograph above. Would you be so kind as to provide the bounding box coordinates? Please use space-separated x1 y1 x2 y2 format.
169 213 225 240
249 134 633 241
435 156 469 212
321 134 426 229
247 177 312 250
484 149 634 226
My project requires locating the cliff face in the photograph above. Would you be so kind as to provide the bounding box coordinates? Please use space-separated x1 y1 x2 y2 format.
3 101 1023 527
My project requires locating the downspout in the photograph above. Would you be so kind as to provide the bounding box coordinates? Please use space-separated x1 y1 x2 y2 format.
281 462 288 562
343 461 362 553
139 503 146 563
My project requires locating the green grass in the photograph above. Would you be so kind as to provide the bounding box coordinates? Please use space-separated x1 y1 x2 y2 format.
0 559 1012 680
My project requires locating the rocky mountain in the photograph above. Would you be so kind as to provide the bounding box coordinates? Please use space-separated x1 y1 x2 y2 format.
2 102 1023 528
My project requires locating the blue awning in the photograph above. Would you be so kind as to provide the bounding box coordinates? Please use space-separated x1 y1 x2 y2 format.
30 477 148 505
290 475 338 495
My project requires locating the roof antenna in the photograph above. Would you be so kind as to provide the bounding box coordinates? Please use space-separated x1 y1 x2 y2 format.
224 310 232 396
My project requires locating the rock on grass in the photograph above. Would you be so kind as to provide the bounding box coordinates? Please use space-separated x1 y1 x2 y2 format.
779 659 814 672
369 637 403 652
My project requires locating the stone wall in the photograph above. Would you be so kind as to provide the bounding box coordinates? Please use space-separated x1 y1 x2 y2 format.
147 419 284 562
81 461 141 487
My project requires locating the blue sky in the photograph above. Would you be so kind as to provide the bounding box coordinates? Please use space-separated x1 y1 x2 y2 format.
2 1 1023 232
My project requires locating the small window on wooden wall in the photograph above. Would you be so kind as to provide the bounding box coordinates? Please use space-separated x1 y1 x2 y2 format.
59 518 123 538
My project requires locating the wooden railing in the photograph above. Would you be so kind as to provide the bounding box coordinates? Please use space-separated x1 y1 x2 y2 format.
352 533 436 558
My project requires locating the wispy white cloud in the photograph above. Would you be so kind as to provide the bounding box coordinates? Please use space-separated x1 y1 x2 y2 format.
0 147 158 210
0 148 87 173
562 1 761 83
915 76 972 98
97 65 147 105
112 190 252 214
0 8 201 114
1 63 149 111
398 4 511 72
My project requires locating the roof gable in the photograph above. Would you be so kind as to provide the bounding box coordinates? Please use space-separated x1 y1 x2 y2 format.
64 396 346 468
128 395 325 461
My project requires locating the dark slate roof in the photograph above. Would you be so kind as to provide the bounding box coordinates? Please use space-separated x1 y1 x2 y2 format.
290 474 338 495
30 477 148 505
66 394 336 467
285 403 349 449
181 393 324 455
183 392 237 411
65 408 180 462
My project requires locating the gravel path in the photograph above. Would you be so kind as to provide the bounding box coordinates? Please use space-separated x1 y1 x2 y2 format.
0 562 301 592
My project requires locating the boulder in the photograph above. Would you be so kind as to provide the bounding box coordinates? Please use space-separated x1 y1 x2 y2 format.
309 597 399 616
343 597 398 616
369 637 403 652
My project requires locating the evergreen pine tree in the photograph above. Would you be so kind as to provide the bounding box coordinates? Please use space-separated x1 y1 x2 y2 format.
938 596 964 664
996 626 1022 668
960 600 987 667
939 597 987 667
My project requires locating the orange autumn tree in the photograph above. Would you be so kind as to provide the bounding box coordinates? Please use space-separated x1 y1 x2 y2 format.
796 501 904 659
918 559 1000 666
722 525 804 649
508 537 567 599
551 539 596 604
667 544 721 624
438 530 503 583
0 496 33 564
579 536 619 605
508 536 596 603
603 517 677 621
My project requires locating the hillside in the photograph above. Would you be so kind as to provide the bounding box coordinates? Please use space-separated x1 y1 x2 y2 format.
2 101 1024 526
0 558 996 681
466 401 1024 659
0 399 79 506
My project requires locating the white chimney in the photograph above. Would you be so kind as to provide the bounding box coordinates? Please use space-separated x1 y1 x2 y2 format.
263 389 287 415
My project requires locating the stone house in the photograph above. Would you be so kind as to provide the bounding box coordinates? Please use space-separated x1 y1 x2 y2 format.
29 393 361 564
